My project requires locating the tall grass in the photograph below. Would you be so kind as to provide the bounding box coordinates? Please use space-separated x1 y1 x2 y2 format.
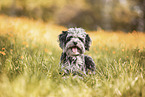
0 15 145 97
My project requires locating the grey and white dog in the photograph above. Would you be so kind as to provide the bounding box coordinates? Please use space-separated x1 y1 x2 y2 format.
58 28 95 76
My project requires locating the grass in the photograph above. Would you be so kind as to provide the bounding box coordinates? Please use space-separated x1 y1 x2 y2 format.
0 15 145 97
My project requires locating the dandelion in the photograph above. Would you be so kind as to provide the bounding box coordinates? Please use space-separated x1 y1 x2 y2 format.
44 48 48 52
0 51 6 55
2 48 5 50
140 47 143 50
20 56 24 59
99 46 102 50
22 41 28 45
122 49 124 52
23 47 25 50
26 44 29 48
112 51 116 54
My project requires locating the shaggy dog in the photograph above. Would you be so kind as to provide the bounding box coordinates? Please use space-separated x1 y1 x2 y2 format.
58 28 95 76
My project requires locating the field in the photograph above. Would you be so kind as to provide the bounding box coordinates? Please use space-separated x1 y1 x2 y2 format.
0 15 145 97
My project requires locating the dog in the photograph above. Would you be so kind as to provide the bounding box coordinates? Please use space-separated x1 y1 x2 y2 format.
58 28 95 76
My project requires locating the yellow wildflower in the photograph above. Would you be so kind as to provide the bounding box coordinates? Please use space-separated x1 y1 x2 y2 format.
22 41 29 48
26 44 29 48
112 51 116 54
0 51 6 55
122 49 124 52
20 56 24 59
2 48 5 50
22 41 28 45
44 48 48 52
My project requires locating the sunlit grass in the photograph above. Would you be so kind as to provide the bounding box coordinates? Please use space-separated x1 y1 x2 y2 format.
0 15 145 97
90 30 145 49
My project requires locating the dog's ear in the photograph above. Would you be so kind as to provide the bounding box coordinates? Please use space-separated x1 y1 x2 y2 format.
85 34 91 51
58 31 68 49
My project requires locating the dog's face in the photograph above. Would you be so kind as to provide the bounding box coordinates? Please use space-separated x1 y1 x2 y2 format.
59 28 91 56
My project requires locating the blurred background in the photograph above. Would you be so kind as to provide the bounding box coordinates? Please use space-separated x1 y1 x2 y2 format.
0 0 145 32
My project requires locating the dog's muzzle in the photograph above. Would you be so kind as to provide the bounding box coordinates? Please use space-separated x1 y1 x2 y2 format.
69 45 82 56
64 41 85 56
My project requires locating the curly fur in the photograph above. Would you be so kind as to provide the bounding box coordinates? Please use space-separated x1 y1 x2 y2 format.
58 28 95 76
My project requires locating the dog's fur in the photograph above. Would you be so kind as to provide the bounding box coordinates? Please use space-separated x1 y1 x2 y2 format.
58 28 95 76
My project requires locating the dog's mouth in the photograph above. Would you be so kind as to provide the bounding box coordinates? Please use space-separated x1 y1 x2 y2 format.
70 46 82 55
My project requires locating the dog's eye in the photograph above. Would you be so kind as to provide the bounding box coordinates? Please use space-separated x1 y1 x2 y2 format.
66 36 73 42
79 37 84 43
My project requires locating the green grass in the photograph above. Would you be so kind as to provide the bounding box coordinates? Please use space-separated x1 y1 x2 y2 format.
0 33 144 97
0 16 145 97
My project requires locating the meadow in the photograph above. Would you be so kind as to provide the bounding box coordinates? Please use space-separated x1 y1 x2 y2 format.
0 15 145 97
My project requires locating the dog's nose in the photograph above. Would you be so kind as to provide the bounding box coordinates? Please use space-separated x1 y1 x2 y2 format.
73 41 77 45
